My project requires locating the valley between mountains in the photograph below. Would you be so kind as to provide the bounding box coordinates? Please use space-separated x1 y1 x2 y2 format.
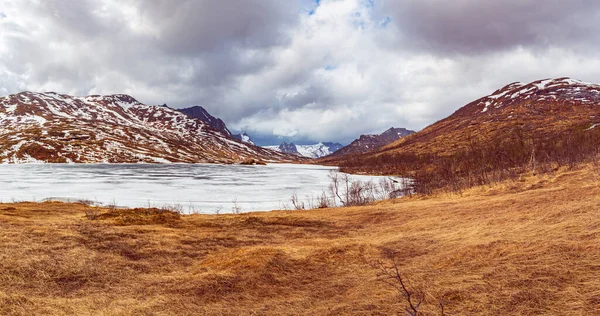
2 77 600 315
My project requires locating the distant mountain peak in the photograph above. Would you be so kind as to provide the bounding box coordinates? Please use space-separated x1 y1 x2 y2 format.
262 141 343 158
177 105 231 136
329 127 415 157
233 132 255 145
278 142 298 154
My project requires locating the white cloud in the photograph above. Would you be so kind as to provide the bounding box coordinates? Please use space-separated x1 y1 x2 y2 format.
1 0 600 144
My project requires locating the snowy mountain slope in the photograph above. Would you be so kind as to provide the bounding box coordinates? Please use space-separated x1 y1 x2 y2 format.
473 77 600 114
0 92 295 163
263 142 343 158
233 133 255 145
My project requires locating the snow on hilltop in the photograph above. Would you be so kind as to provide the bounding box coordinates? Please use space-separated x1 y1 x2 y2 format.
0 91 294 164
234 133 256 145
263 142 343 158
478 77 600 113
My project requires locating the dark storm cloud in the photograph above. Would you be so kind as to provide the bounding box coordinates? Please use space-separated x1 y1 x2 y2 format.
132 0 300 55
377 0 600 53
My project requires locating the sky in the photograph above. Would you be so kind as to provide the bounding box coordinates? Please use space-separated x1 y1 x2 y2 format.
2 0 600 145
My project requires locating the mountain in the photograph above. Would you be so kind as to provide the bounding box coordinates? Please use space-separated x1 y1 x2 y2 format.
177 106 257 146
329 127 415 157
326 77 600 180
380 77 600 156
263 142 344 158
177 106 231 136
0 92 295 163
233 133 255 145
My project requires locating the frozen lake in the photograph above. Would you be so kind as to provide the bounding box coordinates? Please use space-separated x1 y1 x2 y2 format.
0 163 392 214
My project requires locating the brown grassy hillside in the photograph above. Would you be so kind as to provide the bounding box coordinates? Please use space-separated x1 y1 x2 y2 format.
320 78 600 193
1 164 600 315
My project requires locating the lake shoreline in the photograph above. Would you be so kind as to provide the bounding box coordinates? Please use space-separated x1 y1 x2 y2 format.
0 163 399 214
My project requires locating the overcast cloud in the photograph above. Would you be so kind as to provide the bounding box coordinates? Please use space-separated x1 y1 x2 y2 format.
1 0 600 145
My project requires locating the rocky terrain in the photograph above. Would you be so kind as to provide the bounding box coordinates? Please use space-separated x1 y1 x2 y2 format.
177 106 256 145
177 105 231 136
0 92 295 163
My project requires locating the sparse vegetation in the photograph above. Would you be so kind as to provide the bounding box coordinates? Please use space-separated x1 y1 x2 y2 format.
1 165 600 314
289 171 409 210
83 207 100 220
338 124 600 194
370 253 447 316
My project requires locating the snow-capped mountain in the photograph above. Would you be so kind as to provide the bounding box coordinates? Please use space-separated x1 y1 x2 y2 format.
263 142 343 158
329 127 415 157
233 133 255 145
474 77 600 114
0 92 295 163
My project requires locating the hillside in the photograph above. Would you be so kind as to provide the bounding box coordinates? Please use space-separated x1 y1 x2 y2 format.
327 127 415 157
1 165 599 314
0 92 294 163
380 77 600 156
328 78 600 191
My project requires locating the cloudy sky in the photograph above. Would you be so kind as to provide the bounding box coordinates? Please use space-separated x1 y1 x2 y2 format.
2 0 600 145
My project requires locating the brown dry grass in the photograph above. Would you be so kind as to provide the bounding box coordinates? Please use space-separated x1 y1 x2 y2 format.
1 166 600 315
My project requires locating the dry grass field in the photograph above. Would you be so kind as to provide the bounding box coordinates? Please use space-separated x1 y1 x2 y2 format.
1 165 600 315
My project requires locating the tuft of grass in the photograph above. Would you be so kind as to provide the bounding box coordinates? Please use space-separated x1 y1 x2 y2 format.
94 207 182 226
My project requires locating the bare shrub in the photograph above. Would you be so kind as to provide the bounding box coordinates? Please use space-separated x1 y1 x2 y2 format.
337 123 600 194
371 255 446 316
316 191 331 208
84 208 101 221
106 198 118 210
328 170 344 205
161 203 184 214
290 193 305 210
295 171 408 211
231 199 242 214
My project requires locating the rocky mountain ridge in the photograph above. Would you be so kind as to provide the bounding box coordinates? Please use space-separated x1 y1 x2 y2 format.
329 127 415 157
0 92 295 163
177 106 231 136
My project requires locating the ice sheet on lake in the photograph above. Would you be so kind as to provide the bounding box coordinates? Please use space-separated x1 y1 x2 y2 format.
0 163 395 214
